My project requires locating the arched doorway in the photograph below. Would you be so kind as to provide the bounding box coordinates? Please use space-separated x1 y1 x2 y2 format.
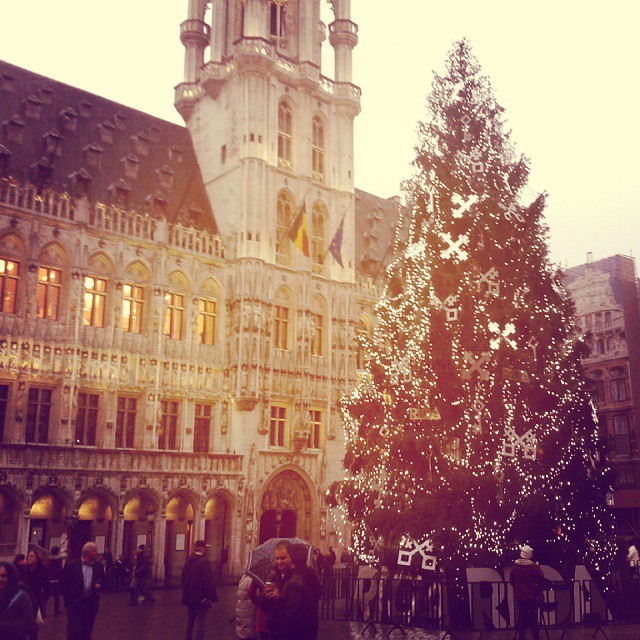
164 493 196 582
29 490 69 552
0 488 20 558
204 494 231 578
77 492 114 557
259 469 314 543
122 491 158 565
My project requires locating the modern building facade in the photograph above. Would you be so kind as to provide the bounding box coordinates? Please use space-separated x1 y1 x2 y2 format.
566 255 640 537
0 0 401 580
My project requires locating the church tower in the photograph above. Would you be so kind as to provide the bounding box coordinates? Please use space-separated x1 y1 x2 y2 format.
175 0 360 283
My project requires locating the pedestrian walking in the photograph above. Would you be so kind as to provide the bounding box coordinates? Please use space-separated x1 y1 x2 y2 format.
130 545 155 605
235 574 257 639
19 550 48 639
0 561 35 640
262 541 321 640
45 546 63 616
60 542 106 640
112 555 128 591
510 544 545 640
181 540 218 640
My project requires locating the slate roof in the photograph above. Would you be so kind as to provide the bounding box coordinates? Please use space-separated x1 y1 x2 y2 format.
0 60 215 230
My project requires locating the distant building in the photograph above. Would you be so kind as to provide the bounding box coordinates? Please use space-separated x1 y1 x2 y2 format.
566 255 640 536
0 0 402 580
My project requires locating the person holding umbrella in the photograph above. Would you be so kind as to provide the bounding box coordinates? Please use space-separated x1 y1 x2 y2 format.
262 541 321 640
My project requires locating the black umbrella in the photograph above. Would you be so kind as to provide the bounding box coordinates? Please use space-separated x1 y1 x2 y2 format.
246 538 312 586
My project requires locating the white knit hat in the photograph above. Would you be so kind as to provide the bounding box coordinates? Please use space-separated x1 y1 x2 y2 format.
519 545 533 559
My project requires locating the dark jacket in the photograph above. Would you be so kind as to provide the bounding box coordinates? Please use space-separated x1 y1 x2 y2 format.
0 564 35 640
60 559 106 613
19 563 49 612
267 567 321 640
181 553 218 607
134 552 151 579
510 559 545 602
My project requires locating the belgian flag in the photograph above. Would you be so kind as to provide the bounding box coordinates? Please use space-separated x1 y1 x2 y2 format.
288 202 310 257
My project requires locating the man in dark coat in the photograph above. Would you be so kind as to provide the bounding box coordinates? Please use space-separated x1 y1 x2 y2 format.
264 541 321 640
181 540 218 640
60 542 105 640
510 544 545 640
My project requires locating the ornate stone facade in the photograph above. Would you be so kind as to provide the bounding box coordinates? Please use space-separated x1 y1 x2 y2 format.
0 0 401 579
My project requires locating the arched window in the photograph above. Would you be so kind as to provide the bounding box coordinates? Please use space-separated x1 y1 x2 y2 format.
277 101 292 169
198 279 220 346
270 1 286 39
0 257 19 314
276 191 295 265
311 201 327 272
165 271 190 341
310 295 326 357
355 316 373 370
312 115 325 182
273 288 291 350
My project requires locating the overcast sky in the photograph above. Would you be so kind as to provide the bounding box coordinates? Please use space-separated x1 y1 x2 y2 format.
1 1 638 268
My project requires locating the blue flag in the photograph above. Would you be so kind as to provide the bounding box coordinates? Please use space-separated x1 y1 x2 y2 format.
328 217 344 267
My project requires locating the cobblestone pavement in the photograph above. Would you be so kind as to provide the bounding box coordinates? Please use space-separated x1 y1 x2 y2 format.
38 585 640 640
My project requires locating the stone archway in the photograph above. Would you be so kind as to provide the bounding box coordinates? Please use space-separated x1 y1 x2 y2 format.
29 488 72 552
259 469 313 543
204 493 232 578
77 490 116 557
164 491 198 582
122 490 159 564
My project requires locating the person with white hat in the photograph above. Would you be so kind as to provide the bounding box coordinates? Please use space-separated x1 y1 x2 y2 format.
509 544 545 640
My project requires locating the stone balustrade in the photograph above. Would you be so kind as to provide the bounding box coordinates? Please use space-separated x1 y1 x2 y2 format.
0 178 75 221
0 442 243 476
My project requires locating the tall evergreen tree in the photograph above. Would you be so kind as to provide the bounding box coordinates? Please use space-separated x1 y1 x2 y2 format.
332 40 613 575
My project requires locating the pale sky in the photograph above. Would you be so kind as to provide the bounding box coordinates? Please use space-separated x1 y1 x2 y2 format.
0 1 638 268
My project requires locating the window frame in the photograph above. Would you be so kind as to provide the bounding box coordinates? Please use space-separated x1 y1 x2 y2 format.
37 266 62 320
82 275 107 328
274 303 289 350
25 387 52 444
0 258 19 314
122 283 144 334
115 396 137 449
164 292 185 340
308 408 322 450
198 298 217 346
312 115 325 182
159 399 179 451
269 404 287 448
194 403 212 453
76 391 99 446
0 384 9 443
277 102 293 169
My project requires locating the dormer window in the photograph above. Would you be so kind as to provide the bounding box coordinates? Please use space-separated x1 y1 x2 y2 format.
132 133 151 157
24 95 43 120
4 116 25 144
60 107 78 132
98 121 115 145
0 145 11 177
30 157 54 187
43 130 63 156
69 169 93 198
156 165 175 189
169 146 183 163
78 101 92 118
122 154 140 180
147 192 167 215
38 87 54 105
0 74 15 92
110 178 132 208
83 144 104 169
114 113 127 131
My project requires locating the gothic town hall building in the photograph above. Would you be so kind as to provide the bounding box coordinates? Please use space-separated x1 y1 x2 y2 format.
0 0 400 580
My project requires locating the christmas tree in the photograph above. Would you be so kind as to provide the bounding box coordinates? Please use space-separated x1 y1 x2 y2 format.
332 40 613 576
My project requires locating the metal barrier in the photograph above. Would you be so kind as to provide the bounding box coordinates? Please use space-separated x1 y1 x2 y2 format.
318 572 640 633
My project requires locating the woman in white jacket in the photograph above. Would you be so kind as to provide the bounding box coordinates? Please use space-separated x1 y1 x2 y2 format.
236 574 257 639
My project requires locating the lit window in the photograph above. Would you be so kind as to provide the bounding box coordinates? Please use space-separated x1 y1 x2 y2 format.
0 258 19 313
276 191 294 265
122 284 144 333
37 267 61 320
164 293 184 340
277 102 292 168
76 392 98 446
269 405 286 447
159 400 179 451
312 116 325 182
198 298 216 345
115 397 136 449
83 276 106 327
26 387 51 444
194 403 212 453
0 384 8 443
308 409 322 449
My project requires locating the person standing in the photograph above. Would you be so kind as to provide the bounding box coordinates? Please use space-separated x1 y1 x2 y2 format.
263 541 320 640
0 561 35 640
45 547 63 616
510 544 545 640
60 542 105 640
131 545 155 605
19 550 48 639
181 540 218 640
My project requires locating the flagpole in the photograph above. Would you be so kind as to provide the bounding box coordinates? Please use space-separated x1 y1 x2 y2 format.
322 200 352 264
276 187 311 250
